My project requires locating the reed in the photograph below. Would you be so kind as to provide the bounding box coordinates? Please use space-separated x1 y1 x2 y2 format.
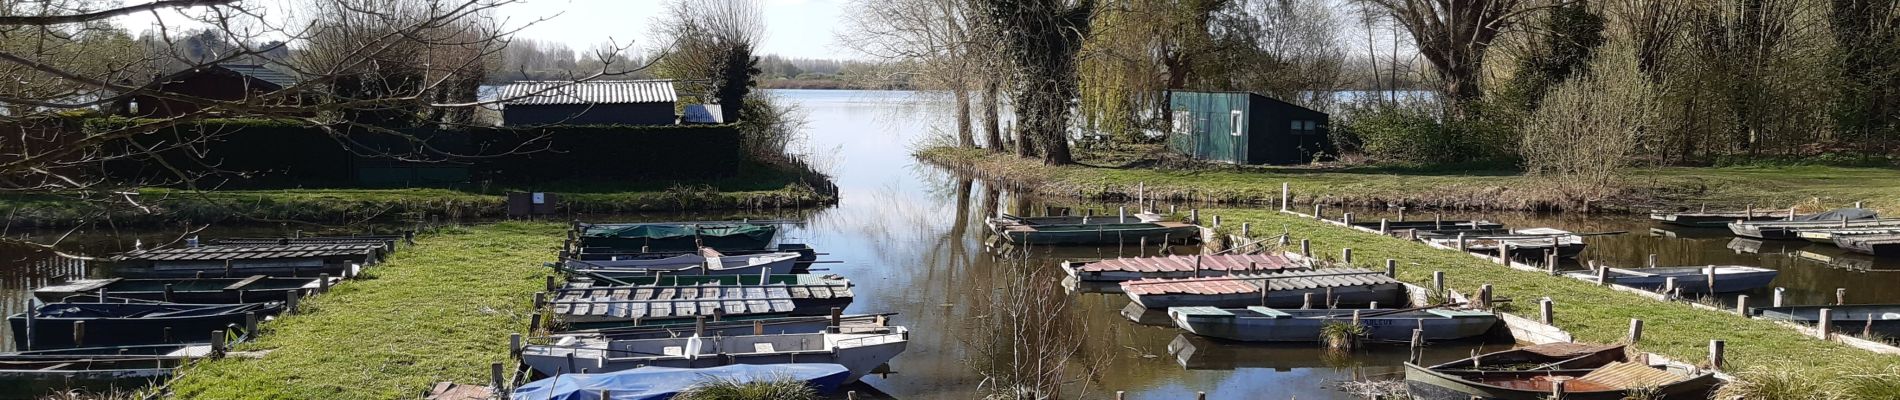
1321 321 1366 351
672 376 818 400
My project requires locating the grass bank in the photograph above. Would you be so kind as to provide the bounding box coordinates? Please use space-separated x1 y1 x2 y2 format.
916 146 1900 213
0 163 836 228
166 222 561 399
1210 209 1900 397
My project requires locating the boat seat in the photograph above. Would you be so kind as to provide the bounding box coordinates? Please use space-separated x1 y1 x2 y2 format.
1427 309 1495 318
1172 307 1234 317
1576 361 1683 389
753 343 775 353
1243 306 1292 318
39 362 75 371
662 346 684 356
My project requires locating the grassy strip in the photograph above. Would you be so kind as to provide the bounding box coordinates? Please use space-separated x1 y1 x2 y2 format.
916 146 1900 213
1208 208 1900 396
0 178 832 228
166 222 562 399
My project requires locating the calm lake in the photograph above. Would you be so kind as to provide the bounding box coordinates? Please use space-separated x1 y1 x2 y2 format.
0 89 1894 399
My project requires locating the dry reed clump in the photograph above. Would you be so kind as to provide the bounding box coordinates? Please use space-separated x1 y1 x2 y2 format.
1321 321 1366 352
962 262 1106 399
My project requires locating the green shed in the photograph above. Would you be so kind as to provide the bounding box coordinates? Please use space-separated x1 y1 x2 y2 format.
1167 90 1332 165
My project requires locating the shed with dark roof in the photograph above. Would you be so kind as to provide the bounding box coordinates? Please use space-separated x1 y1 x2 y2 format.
115 64 303 118
497 80 679 126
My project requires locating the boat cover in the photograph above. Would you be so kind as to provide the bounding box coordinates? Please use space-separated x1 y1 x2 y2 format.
1796 208 1878 222
510 364 850 400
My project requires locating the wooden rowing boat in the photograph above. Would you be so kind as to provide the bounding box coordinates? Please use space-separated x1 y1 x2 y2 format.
1421 228 1587 259
33 275 332 304
7 301 282 350
1726 208 1891 239
1836 234 1900 257
1168 306 1498 342
1120 268 1405 309
1565 266 1779 294
985 214 1201 245
522 325 909 383
0 343 211 398
1405 343 1718 400
1649 209 1789 227
1751 304 1900 337
562 251 802 276
551 313 895 341
1794 228 1900 244
1062 253 1310 283
111 244 379 278
577 223 779 252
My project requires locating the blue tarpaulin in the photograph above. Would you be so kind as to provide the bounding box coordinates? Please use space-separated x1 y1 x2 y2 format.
510 364 851 400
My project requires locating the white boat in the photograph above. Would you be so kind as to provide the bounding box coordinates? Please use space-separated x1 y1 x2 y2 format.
563 252 801 276
1169 306 1498 342
521 325 909 383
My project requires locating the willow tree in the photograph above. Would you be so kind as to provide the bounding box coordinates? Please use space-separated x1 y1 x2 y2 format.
978 0 1095 164
653 0 764 123
1078 0 1225 143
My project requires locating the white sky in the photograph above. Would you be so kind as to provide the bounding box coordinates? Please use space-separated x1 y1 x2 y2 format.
114 0 859 60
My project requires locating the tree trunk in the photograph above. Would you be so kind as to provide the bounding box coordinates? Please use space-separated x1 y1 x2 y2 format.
982 77 1004 153
955 84 976 148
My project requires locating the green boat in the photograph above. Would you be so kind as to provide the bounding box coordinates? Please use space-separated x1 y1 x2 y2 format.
577 223 778 252
986 214 1201 245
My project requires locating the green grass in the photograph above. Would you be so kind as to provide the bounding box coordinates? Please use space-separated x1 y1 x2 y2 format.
166 222 563 399
0 166 834 228
1208 209 1900 397
916 146 1900 213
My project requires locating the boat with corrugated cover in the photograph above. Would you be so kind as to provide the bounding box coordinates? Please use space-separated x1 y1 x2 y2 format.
1169 306 1498 342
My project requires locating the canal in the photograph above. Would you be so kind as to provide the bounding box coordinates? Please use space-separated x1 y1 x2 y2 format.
1 89 1895 399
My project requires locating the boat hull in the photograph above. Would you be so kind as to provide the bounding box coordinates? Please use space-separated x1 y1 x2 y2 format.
564 254 799 276
1170 308 1498 342
524 338 906 383
1752 305 1900 337
1404 365 1719 400
999 225 1202 245
1129 284 1405 309
8 303 280 349
1569 268 1780 294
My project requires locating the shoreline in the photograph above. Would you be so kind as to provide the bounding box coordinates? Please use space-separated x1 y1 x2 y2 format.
914 146 1899 214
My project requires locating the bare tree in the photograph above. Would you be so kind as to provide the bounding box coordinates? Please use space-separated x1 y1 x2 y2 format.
845 0 999 149
1357 0 1536 115
0 0 645 250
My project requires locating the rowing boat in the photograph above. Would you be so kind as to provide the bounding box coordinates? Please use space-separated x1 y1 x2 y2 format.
561 251 802 276
986 214 1201 245
1751 304 1900 337
1169 306 1498 342
1421 228 1587 259
1726 208 1889 239
0 343 211 398
33 275 332 304
1564 266 1779 294
1062 253 1310 283
521 325 909 383
1120 268 1405 309
510 364 852 400
8 301 282 350
1793 228 1900 244
1836 234 1900 257
1404 343 1718 400
1649 209 1790 227
577 223 778 252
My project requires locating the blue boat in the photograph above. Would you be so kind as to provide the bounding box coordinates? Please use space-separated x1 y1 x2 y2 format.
510 363 851 400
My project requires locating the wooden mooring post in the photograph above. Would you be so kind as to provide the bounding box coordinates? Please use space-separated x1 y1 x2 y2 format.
1709 340 1726 371
1627 319 1644 343
1818 309 1835 339
490 362 505 389
1773 287 1786 307
1837 288 1847 305
1736 295 1749 315
1280 182 1290 211
1385 259 1397 278
1432 271 1446 294
72 321 85 347
1478 284 1494 309
1300 239 1312 258
1540 299 1554 324
1342 248 1354 265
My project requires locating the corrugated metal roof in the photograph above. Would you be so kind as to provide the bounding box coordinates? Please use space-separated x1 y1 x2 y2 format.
1076 254 1302 274
1119 268 1395 296
497 80 678 105
217 64 299 88
116 244 378 261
